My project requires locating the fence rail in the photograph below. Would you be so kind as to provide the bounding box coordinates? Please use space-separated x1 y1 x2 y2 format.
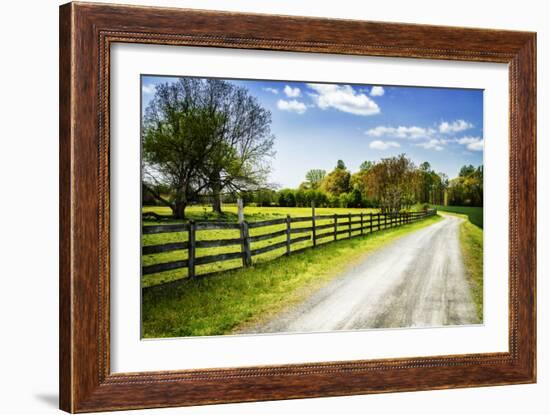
142 209 437 281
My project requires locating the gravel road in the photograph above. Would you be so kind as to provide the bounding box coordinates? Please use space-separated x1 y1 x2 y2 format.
248 214 480 334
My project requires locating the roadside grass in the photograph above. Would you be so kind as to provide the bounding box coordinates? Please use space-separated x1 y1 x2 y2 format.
440 211 484 321
459 216 484 321
142 214 442 338
142 205 380 287
432 205 483 229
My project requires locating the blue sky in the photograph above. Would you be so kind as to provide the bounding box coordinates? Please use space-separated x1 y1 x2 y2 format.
142 75 483 188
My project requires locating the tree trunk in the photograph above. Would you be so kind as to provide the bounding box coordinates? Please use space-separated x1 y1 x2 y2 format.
172 200 187 219
211 176 223 214
212 192 222 214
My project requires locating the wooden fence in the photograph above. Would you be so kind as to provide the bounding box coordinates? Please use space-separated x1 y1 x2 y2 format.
142 209 437 281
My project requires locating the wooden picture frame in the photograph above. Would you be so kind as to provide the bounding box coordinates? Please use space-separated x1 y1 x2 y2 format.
59 2 536 412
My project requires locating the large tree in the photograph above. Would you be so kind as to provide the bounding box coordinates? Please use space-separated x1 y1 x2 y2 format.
359 160 374 172
199 81 275 213
366 154 416 213
304 169 326 189
142 78 275 218
320 161 351 196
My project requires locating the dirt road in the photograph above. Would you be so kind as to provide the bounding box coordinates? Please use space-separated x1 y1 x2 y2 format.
249 214 480 333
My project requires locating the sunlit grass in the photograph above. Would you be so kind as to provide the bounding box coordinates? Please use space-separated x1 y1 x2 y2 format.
432 205 483 229
142 205 381 287
142 214 442 338
458 215 483 321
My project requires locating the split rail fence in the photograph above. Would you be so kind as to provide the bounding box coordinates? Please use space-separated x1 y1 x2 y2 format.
142 209 437 281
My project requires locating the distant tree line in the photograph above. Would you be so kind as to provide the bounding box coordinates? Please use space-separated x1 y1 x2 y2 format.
239 157 483 212
447 165 484 207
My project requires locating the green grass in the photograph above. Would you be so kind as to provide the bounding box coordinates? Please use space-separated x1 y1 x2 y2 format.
143 204 380 223
432 205 483 228
142 214 442 338
142 205 380 287
458 215 483 321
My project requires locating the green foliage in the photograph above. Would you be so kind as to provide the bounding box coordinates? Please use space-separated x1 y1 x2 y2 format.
359 160 374 171
276 188 329 207
349 188 363 208
447 166 483 207
304 169 326 189
459 215 484 321
277 189 296 207
367 154 417 213
142 78 275 218
320 166 351 196
248 188 278 207
459 164 476 177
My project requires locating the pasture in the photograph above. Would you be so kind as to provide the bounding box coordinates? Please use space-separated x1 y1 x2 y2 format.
142 214 442 338
142 205 382 287
432 205 483 228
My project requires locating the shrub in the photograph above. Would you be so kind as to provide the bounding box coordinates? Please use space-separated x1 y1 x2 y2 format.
277 189 296 207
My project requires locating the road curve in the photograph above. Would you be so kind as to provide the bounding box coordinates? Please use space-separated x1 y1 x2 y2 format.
247 214 480 334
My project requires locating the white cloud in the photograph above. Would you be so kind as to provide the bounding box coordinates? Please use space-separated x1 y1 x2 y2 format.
277 99 307 114
415 138 446 151
142 83 156 95
365 125 434 140
307 83 380 116
370 86 385 96
284 85 301 98
439 119 474 134
369 140 400 150
467 141 484 151
457 136 484 151
263 87 279 94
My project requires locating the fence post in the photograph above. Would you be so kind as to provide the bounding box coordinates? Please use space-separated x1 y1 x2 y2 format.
311 202 317 247
334 214 338 241
378 213 381 231
240 221 252 267
360 212 364 235
237 198 244 223
285 215 291 256
369 213 373 234
348 213 352 238
188 220 196 279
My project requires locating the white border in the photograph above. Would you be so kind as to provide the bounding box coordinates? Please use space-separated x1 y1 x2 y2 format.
110 43 509 373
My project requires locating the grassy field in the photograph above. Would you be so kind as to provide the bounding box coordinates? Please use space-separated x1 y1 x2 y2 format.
142 214 442 338
142 205 381 287
432 205 483 228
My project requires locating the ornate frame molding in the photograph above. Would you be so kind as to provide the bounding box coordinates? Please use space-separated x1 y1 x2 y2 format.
60 2 536 412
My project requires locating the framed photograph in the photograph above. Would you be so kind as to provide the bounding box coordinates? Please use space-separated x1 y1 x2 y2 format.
59 2 536 412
